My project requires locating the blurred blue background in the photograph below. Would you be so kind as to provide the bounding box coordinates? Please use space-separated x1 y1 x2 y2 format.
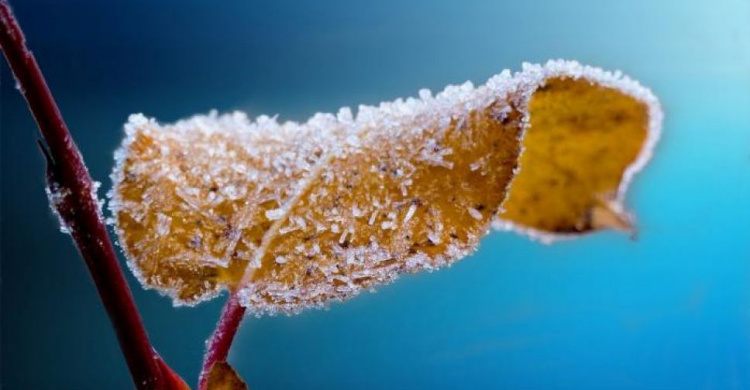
2 0 749 388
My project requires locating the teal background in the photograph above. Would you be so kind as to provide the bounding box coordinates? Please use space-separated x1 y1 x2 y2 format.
2 0 749 388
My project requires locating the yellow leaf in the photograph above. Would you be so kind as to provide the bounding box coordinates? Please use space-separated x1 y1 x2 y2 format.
496 72 661 242
109 60 661 313
204 362 248 390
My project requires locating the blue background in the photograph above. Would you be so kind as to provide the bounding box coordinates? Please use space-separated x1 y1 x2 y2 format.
2 0 749 388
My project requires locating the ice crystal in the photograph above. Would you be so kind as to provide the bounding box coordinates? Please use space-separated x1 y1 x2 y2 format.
467 207 483 221
46 182 72 234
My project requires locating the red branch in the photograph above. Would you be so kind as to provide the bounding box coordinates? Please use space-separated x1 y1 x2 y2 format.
0 2 185 389
198 294 246 389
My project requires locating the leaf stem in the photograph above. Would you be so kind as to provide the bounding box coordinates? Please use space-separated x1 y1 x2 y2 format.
199 293 246 390
0 2 184 388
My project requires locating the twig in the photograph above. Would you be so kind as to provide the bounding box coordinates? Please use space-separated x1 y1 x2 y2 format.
0 2 185 388
198 293 247 390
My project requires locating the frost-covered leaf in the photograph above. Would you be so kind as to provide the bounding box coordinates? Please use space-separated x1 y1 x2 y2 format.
109 60 661 314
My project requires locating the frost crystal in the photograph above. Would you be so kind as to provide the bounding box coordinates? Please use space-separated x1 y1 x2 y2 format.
403 204 417 224
265 208 285 221
468 207 483 221
274 256 288 264
156 213 171 236
45 183 72 234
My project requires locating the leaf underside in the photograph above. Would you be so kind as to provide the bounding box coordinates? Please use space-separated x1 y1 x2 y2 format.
499 77 649 234
109 61 660 314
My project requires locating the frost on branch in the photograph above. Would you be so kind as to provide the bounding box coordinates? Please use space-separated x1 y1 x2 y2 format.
109 60 662 314
46 182 73 234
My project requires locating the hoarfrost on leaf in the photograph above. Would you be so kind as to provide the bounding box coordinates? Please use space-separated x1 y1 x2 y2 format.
109 60 662 313
274 256 288 265
265 208 285 221
156 213 171 236
468 207 483 221
403 204 417 224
